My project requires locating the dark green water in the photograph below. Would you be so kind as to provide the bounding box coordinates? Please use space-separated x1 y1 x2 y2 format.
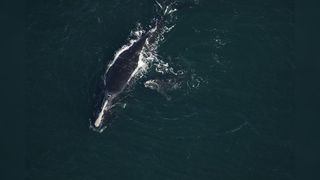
26 0 294 179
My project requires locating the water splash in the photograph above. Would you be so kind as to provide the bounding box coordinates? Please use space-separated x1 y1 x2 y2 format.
123 4 179 83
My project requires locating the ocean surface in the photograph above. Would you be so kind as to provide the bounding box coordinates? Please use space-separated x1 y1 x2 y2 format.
26 0 294 179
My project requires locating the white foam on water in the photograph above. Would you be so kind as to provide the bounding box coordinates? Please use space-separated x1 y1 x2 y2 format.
124 6 178 83
168 8 177 14
155 0 163 9
126 48 148 84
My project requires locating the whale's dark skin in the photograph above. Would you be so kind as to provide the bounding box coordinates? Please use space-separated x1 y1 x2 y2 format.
91 27 160 131
105 34 149 94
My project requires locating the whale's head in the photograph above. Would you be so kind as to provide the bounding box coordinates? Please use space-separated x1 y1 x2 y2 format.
90 94 114 132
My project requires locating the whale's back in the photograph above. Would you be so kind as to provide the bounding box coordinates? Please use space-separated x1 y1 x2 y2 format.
105 34 149 93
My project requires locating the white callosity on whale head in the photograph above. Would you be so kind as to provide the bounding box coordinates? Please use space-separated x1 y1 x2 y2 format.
94 99 109 128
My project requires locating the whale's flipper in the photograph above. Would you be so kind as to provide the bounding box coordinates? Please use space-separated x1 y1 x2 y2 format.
144 78 181 101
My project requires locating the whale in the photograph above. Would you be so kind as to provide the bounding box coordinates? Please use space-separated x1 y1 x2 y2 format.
90 19 165 132
90 1 184 132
